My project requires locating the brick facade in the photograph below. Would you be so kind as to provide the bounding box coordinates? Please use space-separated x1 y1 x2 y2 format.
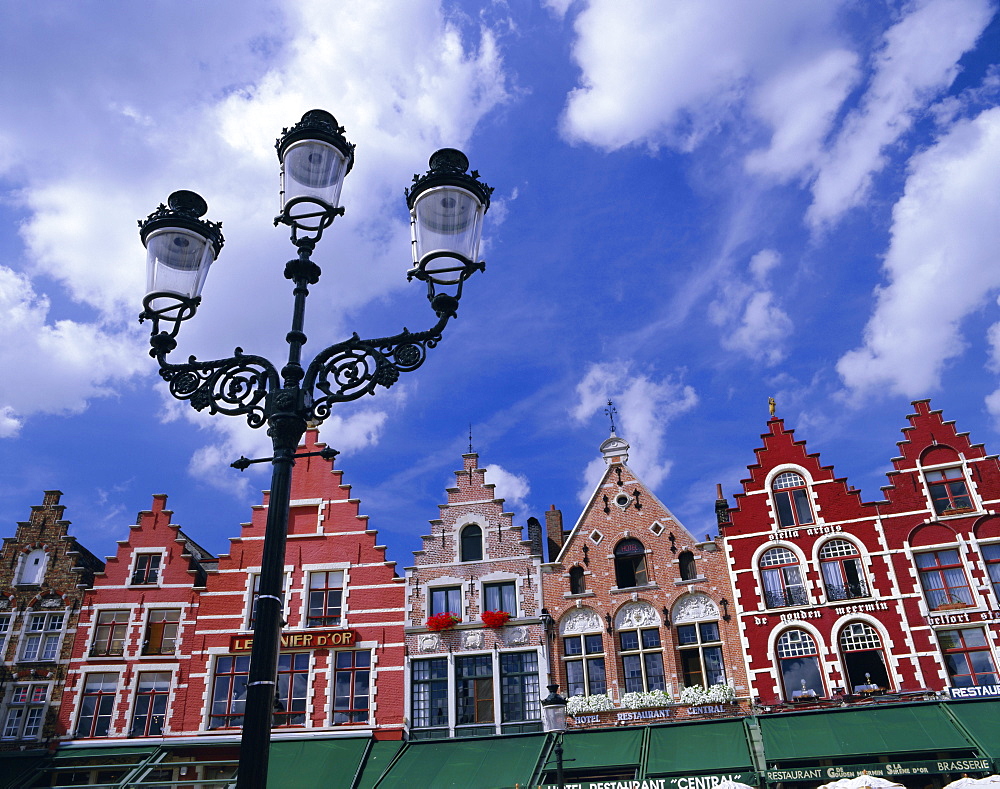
403 452 547 738
0 491 102 748
541 432 749 728
723 400 1000 705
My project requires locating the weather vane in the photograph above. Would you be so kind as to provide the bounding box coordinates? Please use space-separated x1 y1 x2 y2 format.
469 423 474 453
605 399 618 434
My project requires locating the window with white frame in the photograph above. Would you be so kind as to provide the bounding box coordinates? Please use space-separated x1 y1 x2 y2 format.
937 628 998 687
247 575 287 631
130 554 161 585
759 547 807 608
772 472 815 528
208 656 250 729
455 654 493 725
776 629 824 700
20 611 64 662
91 610 129 657
483 581 516 616
980 543 1000 602
613 538 649 588
915 548 973 610
129 672 170 737
411 658 448 730
563 632 606 697
16 548 46 586
677 621 725 688
500 651 541 723
2 684 47 740
76 673 118 737
460 524 483 562
143 610 180 655
925 467 973 514
276 653 309 726
307 571 344 627
619 628 666 693
333 650 370 724
429 586 462 618
819 540 869 601
838 622 891 692
0 612 11 654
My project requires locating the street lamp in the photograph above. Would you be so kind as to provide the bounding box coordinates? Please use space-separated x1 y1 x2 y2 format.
138 109 492 789
541 684 568 789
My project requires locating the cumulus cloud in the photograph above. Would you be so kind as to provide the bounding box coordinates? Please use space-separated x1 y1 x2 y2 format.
573 362 697 503
806 0 995 229
484 464 531 512
838 106 1000 397
708 249 793 364
0 265 146 437
0 0 511 447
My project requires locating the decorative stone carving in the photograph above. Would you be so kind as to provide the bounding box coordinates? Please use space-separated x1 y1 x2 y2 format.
672 593 719 624
40 596 62 608
418 633 441 652
506 626 529 645
462 629 485 649
560 607 602 635
615 602 660 630
0 598 9 610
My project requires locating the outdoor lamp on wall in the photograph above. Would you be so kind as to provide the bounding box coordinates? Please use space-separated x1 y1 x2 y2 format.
541 683 568 732
136 109 493 789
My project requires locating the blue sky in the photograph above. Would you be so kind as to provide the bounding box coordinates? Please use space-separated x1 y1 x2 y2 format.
0 0 998 566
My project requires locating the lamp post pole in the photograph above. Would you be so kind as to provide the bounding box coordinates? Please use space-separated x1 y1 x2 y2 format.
137 110 492 789
541 683 569 789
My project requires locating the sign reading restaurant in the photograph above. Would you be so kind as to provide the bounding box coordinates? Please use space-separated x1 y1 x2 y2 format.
764 759 993 782
528 772 756 789
230 629 357 652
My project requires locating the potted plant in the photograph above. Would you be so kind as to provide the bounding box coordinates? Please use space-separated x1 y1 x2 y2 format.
426 612 461 631
480 610 511 628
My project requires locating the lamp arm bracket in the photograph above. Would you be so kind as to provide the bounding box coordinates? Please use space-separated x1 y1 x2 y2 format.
303 313 450 422
155 349 280 428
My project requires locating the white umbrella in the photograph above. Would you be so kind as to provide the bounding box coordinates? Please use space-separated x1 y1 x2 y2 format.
817 776 903 789
715 781 757 789
943 777 1000 789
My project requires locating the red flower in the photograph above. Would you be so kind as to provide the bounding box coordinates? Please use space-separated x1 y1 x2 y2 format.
481 610 511 628
426 612 460 631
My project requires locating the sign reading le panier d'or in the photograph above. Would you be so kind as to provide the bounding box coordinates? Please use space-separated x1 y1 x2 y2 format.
230 629 357 652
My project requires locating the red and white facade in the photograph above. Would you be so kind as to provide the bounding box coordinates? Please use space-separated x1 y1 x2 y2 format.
723 400 1000 704
58 428 406 747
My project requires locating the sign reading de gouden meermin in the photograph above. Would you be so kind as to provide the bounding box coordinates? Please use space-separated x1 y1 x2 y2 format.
230 629 357 652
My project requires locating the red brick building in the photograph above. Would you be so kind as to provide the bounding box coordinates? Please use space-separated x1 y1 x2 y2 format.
57 428 406 759
0 491 103 749
541 432 749 727
403 452 547 738
723 400 1000 704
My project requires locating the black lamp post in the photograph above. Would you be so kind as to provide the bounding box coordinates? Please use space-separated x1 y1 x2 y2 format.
138 109 492 789
541 684 568 789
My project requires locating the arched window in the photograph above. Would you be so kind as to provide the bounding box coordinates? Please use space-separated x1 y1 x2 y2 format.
839 622 891 692
459 524 483 562
679 551 697 581
819 540 868 601
16 549 46 586
776 629 824 700
569 566 586 595
759 547 806 608
772 472 815 528
614 539 649 589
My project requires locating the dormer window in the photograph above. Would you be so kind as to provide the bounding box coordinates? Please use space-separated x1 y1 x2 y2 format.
16 549 46 586
926 468 973 514
460 524 483 562
772 472 814 528
614 539 649 588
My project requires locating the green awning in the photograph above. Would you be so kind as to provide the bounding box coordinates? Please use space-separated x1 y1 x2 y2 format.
760 704 978 763
0 750 49 789
560 727 644 771
266 737 370 789
374 733 547 789
354 740 405 789
947 699 1000 758
647 719 754 776
51 746 155 760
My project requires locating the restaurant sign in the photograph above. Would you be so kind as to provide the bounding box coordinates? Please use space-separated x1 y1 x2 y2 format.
764 759 993 783
230 629 357 652
530 772 757 789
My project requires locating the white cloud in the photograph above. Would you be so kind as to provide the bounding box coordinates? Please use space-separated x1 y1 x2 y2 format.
838 106 1000 397
0 265 146 436
708 249 793 364
573 362 697 502
806 0 995 229
483 464 531 511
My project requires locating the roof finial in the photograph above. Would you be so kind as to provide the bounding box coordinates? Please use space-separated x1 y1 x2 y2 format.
768 396 776 418
468 423 474 454
605 399 618 434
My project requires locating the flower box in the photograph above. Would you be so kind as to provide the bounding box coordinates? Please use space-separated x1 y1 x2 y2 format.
426 612 460 631
480 610 510 628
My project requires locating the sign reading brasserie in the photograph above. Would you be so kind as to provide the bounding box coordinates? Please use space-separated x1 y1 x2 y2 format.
230 629 357 652
764 759 993 782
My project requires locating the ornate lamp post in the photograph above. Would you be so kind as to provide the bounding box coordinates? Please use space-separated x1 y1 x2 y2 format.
541 684 569 789
138 109 492 789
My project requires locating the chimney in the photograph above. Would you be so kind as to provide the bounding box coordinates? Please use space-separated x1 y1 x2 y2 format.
545 505 564 562
715 483 730 527
526 517 543 557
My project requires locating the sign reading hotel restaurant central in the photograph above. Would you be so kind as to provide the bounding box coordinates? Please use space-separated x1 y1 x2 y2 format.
230 629 357 652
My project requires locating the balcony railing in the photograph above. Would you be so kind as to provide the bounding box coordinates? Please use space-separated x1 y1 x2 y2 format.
764 586 809 608
825 581 870 602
